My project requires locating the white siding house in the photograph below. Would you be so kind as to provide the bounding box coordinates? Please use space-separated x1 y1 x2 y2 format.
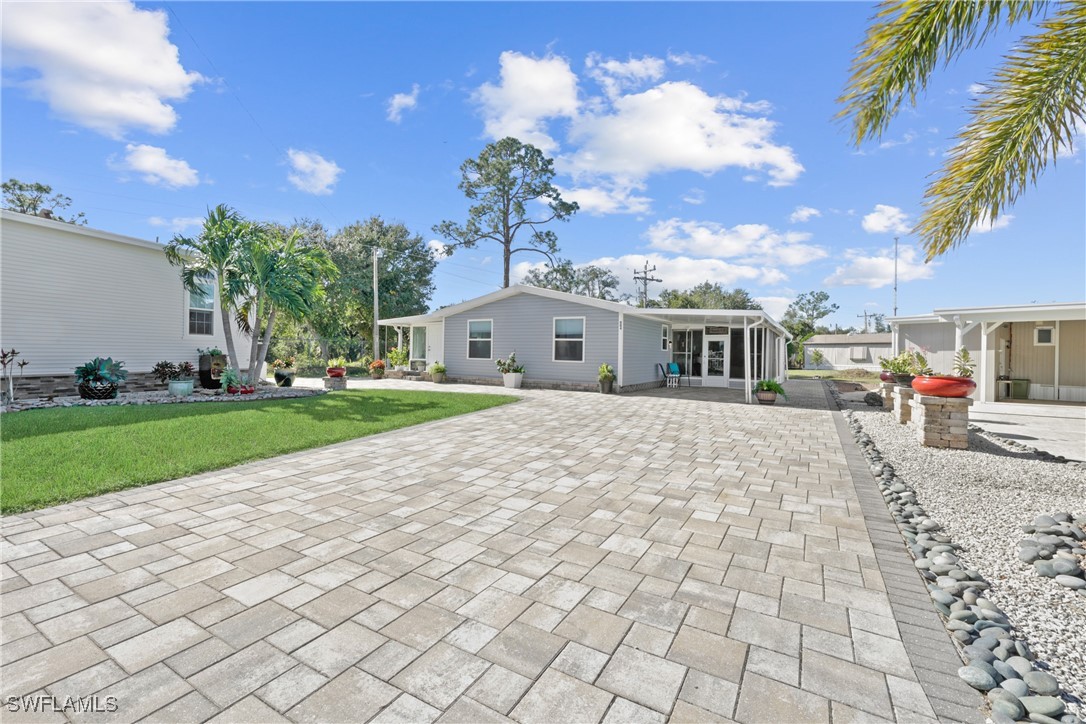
0 210 252 396
890 302 1086 404
804 333 891 371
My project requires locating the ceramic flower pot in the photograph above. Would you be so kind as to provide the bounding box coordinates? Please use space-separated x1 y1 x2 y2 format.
274 369 296 387
502 372 523 389
431 372 445 383
879 371 895 382
911 375 976 398
894 374 915 388
78 382 118 400
326 367 347 378
168 379 194 396
755 390 778 405
599 379 613 394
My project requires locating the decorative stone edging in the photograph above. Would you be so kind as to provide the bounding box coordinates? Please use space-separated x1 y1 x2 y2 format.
1018 513 1086 598
0 386 326 414
841 407 1083 724
968 424 1086 469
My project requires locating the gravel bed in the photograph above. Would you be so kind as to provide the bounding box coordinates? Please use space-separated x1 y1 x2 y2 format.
0 385 325 413
853 407 1086 714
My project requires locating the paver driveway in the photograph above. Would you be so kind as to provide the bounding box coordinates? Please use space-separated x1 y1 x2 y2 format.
2 381 976 722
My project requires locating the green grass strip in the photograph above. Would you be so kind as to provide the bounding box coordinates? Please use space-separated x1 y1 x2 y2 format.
1 390 515 514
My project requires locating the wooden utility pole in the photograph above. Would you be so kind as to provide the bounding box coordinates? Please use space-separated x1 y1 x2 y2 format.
633 261 661 308
857 310 871 333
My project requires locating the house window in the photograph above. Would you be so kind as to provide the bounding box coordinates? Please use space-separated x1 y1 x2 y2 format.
188 281 214 336
1034 326 1055 346
467 320 492 359
554 317 585 362
661 325 669 351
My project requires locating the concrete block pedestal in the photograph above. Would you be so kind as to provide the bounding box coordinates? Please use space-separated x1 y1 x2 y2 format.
909 394 972 449
880 382 897 411
891 386 915 424
323 376 347 391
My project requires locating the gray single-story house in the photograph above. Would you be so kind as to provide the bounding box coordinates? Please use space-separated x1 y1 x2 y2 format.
890 302 1086 403
380 285 789 402
804 332 892 371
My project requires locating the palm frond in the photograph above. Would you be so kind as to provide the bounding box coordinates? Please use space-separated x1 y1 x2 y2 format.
918 2 1086 258
838 0 1041 144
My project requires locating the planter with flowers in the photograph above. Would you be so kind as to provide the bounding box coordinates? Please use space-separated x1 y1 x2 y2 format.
753 379 787 405
911 347 977 398
429 362 446 383
496 352 525 389
152 359 197 396
74 357 128 400
326 356 348 378
271 357 296 387
369 359 386 379
221 367 255 394
388 346 410 371
598 363 616 394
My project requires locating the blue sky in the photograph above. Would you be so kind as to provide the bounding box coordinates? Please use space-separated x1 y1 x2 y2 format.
3 1 1083 328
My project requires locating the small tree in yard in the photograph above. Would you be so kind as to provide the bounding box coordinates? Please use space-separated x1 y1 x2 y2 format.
782 291 839 340
810 349 827 369
434 137 579 288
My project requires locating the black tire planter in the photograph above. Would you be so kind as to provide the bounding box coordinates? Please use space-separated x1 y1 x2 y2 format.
199 354 226 389
78 382 118 400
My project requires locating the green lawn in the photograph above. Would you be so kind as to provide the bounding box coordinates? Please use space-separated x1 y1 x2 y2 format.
1 390 515 514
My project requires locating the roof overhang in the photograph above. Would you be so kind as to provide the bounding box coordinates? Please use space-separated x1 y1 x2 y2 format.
931 302 1085 324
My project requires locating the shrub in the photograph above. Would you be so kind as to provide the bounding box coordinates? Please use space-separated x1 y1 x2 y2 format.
753 379 787 399
74 357 128 385
598 363 615 382
496 352 525 374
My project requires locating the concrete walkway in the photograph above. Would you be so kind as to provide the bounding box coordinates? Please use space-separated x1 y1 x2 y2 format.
1 380 982 723
970 401 1086 461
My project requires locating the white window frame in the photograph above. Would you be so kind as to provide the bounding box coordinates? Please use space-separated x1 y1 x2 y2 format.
187 279 215 337
553 316 586 363
466 319 493 360
1034 325 1056 346
661 324 670 351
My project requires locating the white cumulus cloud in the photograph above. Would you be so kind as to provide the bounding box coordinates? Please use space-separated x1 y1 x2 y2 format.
2 1 202 138
824 244 936 289
753 296 792 320
585 53 666 100
387 84 420 123
118 144 199 188
862 204 911 234
473 51 579 153
556 182 652 215
970 213 1014 234
149 216 204 234
286 149 343 195
789 205 821 223
427 239 450 259
646 218 828 267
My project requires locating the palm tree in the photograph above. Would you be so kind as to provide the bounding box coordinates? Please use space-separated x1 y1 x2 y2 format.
838 1 1085 260
165 205 256 371
231 226 337 383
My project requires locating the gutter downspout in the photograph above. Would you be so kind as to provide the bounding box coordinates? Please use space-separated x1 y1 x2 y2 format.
618 313 625 391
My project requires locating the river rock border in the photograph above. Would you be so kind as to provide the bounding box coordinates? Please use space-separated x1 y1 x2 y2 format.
1018 514 1086 597
841 406 1083 724
0 386 326 414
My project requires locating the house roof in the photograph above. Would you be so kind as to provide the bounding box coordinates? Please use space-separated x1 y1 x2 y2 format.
890 302 1086 326
380 285 790 337
806 333 891 345
1 209 166 252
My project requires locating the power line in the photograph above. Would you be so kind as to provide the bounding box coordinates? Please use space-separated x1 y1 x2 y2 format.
633 260 661 308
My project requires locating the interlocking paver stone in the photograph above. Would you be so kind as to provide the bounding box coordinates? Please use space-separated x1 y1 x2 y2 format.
0 381 977 723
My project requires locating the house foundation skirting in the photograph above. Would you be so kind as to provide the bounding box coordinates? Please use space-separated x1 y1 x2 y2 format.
445 376 601 393
9 372 170 399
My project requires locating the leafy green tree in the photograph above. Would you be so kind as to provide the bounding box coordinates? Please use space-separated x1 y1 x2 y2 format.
522 258 623 300
2 179 86 224
838 1 1085 259
165 205 256 371
658 282 762 310
873 313 891 333
781 290 839 339
434 137 579 287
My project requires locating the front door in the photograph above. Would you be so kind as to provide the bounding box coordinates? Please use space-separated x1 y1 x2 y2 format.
704 335 730 387
425 323 444 367
410 326 427 370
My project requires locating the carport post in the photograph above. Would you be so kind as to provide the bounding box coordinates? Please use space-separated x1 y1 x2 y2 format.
743 317 751 403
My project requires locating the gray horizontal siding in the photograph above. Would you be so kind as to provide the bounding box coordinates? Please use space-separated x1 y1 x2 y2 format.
623 315 669 386
444 295 619 385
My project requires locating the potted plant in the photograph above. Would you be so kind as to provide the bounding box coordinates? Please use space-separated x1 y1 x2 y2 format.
753 379 787 405
878 351 929 387
598 363 616 394
326 356 347 378
368 359 386 378
271 356 296 387
197 346 226 389
496 352 525 389
388 346 410 371
429 361 446 383
220 367 253 394
152 360 196 396
911 347 977 398
74 357 128 400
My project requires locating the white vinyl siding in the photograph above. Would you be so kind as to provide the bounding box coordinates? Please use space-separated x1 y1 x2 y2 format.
467 319 492 359
188 281 215 335
554 317 585 362
0 211 247 375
